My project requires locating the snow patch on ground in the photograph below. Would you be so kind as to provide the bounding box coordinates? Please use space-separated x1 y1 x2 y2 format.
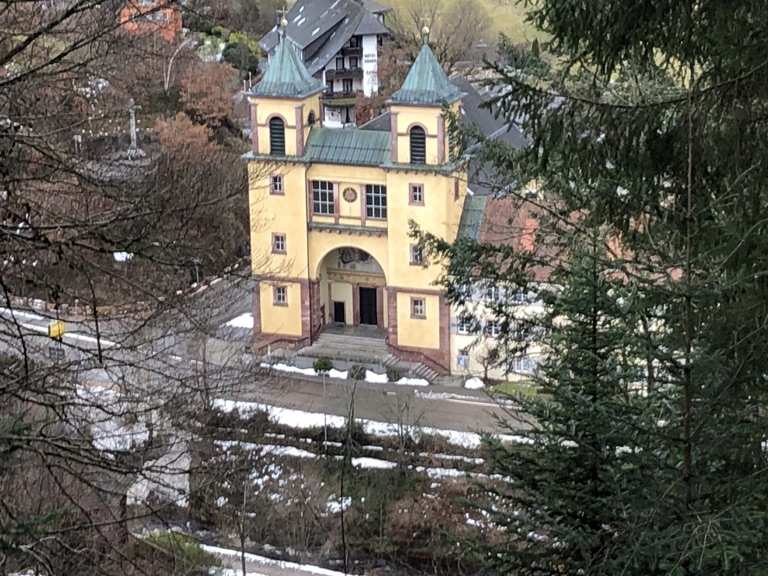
0 307 45 322
217 440 317 460
259 363 430 386
364 370 388 383
464 377 485 390
326 368 347 379
396 377 430 387
202 544 348 576
351 457 397 470
212 399 517 449
325 496 351 514
226 313 254 329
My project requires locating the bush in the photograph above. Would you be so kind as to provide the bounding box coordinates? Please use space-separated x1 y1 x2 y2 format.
137 532 219 575
386 366 402 382
349 365 367 381
313 357 334 374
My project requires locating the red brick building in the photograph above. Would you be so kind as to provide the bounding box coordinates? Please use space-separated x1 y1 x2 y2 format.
119 0 182 43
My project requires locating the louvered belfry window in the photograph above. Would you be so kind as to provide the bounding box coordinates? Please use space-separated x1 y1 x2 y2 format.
269 117 285 156
410 126 426 164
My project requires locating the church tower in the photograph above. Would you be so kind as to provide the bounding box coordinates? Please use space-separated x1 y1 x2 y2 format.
387 27 464 166
247 18 324 158
247 19 325 348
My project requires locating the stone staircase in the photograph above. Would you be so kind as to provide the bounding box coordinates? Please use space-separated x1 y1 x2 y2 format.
298 332 443 384
301 331 390 364
384 354 440 383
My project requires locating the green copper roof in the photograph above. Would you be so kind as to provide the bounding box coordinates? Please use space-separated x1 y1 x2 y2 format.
390 42 464 106
250 34 324 99
458 195 487 240
305 128 391 166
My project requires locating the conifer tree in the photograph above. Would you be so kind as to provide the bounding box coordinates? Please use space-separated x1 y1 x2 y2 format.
423 1 768 573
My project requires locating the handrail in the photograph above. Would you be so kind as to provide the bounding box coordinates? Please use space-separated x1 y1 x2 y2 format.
386 340 449 374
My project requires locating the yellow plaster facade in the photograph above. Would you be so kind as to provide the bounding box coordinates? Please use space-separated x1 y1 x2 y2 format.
244 32 498 376
246 89 466 371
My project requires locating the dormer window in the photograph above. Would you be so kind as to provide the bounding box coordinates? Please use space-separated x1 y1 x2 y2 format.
410 126 426 164
269 117 285 156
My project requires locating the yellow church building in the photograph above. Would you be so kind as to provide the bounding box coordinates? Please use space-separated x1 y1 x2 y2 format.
246 21 541 380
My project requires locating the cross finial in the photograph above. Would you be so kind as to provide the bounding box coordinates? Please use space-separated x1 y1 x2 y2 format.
277 7 289 35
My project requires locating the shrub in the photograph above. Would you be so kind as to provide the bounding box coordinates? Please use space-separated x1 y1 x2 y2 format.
137 532 219 575
313 357 334 374
386 366 402 382
349 365 367 381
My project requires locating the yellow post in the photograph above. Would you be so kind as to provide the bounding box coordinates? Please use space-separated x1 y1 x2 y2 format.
48 320 65 340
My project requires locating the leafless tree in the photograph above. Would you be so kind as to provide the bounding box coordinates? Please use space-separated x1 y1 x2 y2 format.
388 0 492 74
0 1 275 574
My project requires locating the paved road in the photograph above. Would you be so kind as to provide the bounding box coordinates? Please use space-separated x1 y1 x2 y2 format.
225 372 525 435
0 273 529 437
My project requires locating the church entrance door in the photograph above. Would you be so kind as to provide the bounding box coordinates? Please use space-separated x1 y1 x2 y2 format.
359 287 377 326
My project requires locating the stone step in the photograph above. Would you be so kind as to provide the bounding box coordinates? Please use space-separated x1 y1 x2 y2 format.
383 354 400 368
410 363 439 383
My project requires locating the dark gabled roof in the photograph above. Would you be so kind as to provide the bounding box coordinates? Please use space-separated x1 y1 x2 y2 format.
362 0 391 14
452 76 528 149
390 41 464 106
355 11 389 36
260 0 390 76
250 32 324 99
359 110 391 131
260 0 348 52
305 127 390 166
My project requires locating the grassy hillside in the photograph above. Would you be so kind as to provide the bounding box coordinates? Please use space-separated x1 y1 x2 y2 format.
380 0 545 45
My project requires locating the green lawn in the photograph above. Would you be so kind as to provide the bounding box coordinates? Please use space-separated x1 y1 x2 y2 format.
491 379 539 398
381 0 545 45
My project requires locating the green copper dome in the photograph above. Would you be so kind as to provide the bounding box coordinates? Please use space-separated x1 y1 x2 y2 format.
390 42 464 106
251 33 324 99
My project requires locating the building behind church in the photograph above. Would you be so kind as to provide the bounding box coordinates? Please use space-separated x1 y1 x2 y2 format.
259 0 391 128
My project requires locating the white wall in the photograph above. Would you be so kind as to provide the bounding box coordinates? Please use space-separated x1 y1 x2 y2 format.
362 34 379 96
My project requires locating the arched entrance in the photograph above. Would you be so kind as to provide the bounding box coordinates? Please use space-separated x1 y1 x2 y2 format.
316 247 387 331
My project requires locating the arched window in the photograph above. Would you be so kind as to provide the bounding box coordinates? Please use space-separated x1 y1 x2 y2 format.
410 126 426 164
269 117 285 156
307 111 316 126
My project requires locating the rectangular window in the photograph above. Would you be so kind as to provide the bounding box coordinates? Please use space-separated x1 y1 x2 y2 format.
457 352 469 369
485 285 502 303
326 79 334 93
457 314 473 335
349 56 359 69
272 233 286 254
273 286 287 306
343 78 353 93
511 355 537 375
312 180 335 215
335 56 344 70
409 244 424 266
411 297 426 319
409 183 424 205
349 36 360 48
486 320 501 338
365 184 387 219
270 175 283 195
512 289 531 305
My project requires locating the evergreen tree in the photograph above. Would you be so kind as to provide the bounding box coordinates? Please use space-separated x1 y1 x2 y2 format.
424 1 768 573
